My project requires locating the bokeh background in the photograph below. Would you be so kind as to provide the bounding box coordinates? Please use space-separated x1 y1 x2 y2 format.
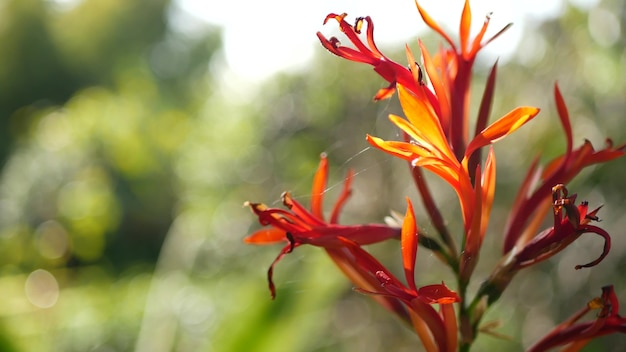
0 0 624 351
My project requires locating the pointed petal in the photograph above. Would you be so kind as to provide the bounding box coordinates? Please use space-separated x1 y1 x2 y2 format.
244 227 287 245
311 153 329 220
325 13 374 57
459 0 472 56
402 198 419 292
554 83 573 154
366 134 419 160
405 45 422 87
480 147 496 239
415 1 456 51
419 40 451 132
474 60 498 140
282 193 325 227
397 85 451 158
465 106 540 158
374 84 396 101
330 169 353 224
469 11 491 58
363 16 385 58
246 201 313 232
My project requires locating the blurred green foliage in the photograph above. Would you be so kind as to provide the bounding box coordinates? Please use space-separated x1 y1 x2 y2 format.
0 0 624 351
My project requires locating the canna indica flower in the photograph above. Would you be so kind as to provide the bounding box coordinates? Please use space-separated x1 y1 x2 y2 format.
318 0 537 282
318 0 512 160
513 184 610 270
245 154 400 299
478 184 612 305
528 285 626 352
367 83 539 280
503 84 626 253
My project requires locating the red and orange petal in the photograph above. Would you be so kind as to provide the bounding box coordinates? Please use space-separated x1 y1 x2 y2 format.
366 135 461 189
281 193 325 227
459 0 472 56
401 198 419 292
554 84 574 154
244 227 287 245
419 40 451 131
528 286 626 352
480 147 496 239
396 85 450 156
464 106 540 160
415 1 456 51
311 153 329 220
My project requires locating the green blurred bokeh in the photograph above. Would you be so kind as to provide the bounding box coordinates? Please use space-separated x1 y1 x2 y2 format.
0 0 624 351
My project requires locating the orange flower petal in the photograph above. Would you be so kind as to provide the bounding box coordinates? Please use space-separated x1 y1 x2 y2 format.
414 1 456 51
401 198 418 292
465 106 540 159
419 40 451 132
311 153 329 220
366 134 416 160
480 147 496 239
396 85 451 158
243 227 287 244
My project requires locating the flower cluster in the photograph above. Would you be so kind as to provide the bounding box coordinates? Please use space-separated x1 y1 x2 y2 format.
245 0 625 350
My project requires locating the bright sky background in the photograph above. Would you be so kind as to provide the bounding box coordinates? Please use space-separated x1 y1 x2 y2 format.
176 0 598 84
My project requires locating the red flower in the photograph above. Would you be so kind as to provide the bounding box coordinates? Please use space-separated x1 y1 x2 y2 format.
513 184 610 270
317 13 419 101
339 198 460 352
479 184 612 305
318 0 512 160
318 0 534 282
528 285 626 352
244 154 400 299
367 83 539 281
503 84 626 253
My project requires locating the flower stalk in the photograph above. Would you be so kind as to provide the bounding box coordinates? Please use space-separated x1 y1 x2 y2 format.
244 0 625 350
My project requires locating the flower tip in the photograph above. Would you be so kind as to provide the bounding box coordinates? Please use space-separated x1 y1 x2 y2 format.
374 85 396 101
323 13 347 25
